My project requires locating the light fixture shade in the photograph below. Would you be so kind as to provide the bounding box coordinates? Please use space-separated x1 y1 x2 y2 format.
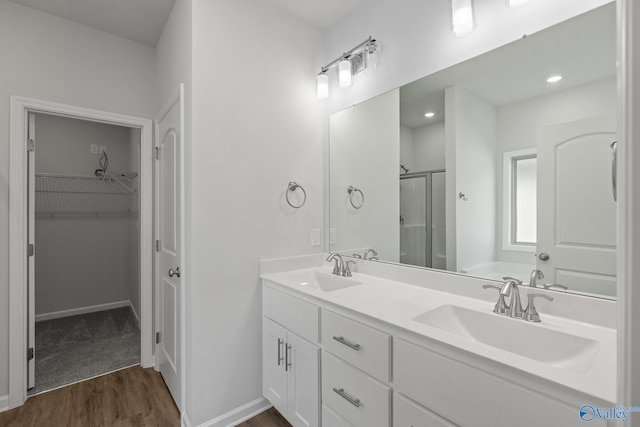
338 58 352 88
451 0 476 36
506 0 529 7
364 41 380 75
317 72 329 99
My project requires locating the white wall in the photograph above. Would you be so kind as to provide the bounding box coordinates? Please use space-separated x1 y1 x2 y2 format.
34 114 139 317
446 87 497 272
189 0 324 424
413 122 446 172
495 78 617 264
330 89 400 261
0 0 156 398
324 0 611 116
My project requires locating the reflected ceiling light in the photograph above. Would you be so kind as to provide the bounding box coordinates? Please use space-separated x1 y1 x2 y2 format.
338 57 353 88
547 75 563 83
316 36 379 99
451 0 476 36
506 0 529 7
316 71 329 99
425 112 435 118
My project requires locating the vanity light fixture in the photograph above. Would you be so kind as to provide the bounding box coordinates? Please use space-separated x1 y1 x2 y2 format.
451 0 476 36
547 75 563 83
316 36 378 99
425 112 435 118
506 0 529 7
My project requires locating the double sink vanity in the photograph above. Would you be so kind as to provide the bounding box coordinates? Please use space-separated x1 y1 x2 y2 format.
261 254 616 427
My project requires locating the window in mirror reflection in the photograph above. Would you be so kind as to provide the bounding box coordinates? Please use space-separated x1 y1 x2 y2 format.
513 156 537 245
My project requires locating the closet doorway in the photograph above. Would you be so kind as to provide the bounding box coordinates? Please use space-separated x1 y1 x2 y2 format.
8 97 154 409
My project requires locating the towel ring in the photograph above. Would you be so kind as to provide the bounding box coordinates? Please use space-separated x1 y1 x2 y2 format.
347 186 364 209
286 181 306 209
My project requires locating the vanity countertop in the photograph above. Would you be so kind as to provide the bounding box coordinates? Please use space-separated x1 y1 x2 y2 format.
261 266 616 404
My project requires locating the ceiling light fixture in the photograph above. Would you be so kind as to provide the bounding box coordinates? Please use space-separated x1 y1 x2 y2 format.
547 75 563 83
425 112 435 118
316 36 379 99
506 0 529 7
451 0 476 36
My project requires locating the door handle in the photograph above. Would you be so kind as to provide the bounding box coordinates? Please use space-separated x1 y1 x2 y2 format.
538 253 550 261
168 267 181 278
611 140 617 202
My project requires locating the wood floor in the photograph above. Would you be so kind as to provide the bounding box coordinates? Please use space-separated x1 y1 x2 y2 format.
0 365 291 427
0 366 179 427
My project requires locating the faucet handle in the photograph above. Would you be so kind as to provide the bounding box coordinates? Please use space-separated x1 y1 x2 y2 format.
352 254 362 259
483 284 509 315
543 283 568 291
344 260 356 277
523 293 554 322
502 276 523 284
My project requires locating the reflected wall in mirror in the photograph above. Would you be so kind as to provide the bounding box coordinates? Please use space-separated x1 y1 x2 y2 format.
329 3 617 298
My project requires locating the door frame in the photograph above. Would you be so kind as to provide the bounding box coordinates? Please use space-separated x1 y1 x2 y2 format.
8 96 154 409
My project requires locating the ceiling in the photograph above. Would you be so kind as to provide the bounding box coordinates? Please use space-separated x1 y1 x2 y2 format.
9 0 175 46
263 0 365 28
400 3 616 129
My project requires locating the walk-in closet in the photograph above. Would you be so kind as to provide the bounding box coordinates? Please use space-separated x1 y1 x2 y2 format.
30 113 141 395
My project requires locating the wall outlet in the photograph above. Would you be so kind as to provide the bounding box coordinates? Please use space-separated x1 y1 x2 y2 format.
99 145 107 154
311 229 320 247
330 228 337 245
90 144 99 154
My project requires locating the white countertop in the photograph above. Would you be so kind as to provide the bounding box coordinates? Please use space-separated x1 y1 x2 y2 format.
261 266 616 403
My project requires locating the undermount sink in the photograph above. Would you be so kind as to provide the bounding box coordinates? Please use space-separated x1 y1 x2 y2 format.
277 269 363 292
413 305 601 374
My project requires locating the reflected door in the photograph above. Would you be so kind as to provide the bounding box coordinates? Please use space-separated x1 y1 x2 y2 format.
537 116 616 296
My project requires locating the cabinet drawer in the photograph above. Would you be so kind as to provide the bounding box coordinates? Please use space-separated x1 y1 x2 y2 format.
322 351 390 427
322 405 353 427
393 393 456 427
263 285 319 342
321 309 391 381
394 338 607 427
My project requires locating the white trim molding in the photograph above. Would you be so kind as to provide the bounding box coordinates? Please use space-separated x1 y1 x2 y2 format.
8 96 154 410
0 395 9 414
194 398 271 427
35 300 133 322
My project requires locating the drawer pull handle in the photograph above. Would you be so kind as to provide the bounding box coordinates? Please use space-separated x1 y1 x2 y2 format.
285 343 292 371
277 338 284 366
332 336 361 351
333 387 361 408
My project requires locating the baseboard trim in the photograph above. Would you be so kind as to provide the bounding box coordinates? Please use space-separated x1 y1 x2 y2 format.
0 394 9 413
35 300 132 322
196 398 271 427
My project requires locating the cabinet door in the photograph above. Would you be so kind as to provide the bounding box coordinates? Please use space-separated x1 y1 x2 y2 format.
394 393 456 427
263 318 288 416
287 332 320 427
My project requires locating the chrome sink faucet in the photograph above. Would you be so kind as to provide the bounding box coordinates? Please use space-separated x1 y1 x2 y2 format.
500 278 524 319
529 269 544 288
326 253 345 276
363 249 378 260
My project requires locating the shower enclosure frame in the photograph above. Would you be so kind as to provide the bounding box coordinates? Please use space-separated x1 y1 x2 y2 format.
400 169 445 268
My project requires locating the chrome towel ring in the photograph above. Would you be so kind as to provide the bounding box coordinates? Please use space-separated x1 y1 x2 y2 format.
286 181 306 208
347 186 364 209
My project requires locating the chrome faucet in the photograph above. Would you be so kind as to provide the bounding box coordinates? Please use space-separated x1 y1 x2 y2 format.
363 249 378 260
500 278 524 319
326 253 344 276
529 269 544 288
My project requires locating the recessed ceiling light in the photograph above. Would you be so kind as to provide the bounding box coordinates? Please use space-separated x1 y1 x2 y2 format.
425 112 435 118
547 75 563 83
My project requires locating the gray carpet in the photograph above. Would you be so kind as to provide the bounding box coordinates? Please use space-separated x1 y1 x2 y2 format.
29 306 140 395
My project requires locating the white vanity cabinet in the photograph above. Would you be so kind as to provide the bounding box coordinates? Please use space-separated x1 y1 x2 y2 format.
262 286 320 427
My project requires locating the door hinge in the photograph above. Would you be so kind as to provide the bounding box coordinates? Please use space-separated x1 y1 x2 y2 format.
156 332 161 344
27 347 34 361
155 240 160 252
27 244 35 257
27 139 35 152
155 147 160 160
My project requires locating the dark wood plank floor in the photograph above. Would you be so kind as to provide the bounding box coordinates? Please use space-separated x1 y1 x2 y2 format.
0 365 291 427
0 365 179 427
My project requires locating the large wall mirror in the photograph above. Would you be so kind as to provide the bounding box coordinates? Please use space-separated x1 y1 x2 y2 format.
329 3 617 299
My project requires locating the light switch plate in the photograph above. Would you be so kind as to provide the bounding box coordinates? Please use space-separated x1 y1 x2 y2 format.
90 144 99 154
311 229 320 247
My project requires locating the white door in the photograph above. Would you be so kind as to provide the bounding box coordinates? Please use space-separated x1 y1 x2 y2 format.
263 318 289 416
155 85 184 407
287 332 319 427
537 116 617 296
27 112 36 389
